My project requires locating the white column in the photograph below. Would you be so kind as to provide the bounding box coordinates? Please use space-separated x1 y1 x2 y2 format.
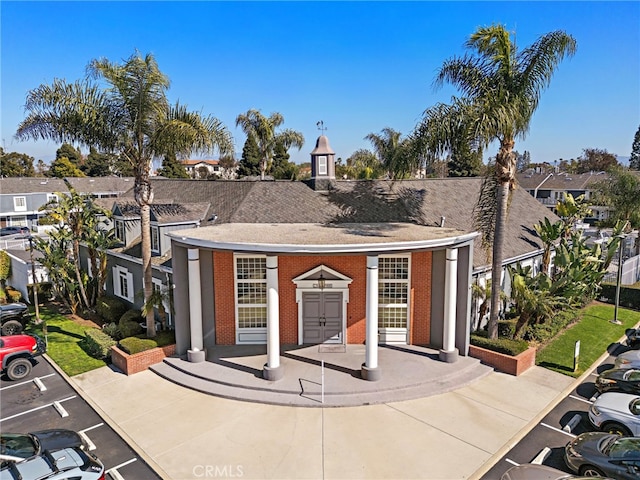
440 248 459 363
264 255 283 380
362 255 381 380
187 248 205 362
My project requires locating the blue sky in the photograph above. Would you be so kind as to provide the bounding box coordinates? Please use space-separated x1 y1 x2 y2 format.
2 1 639 167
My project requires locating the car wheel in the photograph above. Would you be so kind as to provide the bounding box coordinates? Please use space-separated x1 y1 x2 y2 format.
579 465 606 477
1 320 23 336
603 421 632 436
6 358 32 381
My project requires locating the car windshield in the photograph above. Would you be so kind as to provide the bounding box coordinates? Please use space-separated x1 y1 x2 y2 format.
0 434 37 459
605 436 640 458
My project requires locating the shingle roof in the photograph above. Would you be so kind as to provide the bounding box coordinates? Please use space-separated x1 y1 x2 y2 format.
116 177 559 270
0 177 135 195
516 171 611 191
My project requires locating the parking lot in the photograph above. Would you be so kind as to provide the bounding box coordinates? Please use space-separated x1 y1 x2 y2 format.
0 354 162 479
481 343 628 479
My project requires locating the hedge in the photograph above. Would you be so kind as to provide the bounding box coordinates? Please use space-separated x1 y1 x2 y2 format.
81 328 117 360
119 330 176 354
600 284 640 311
470 332 530 356
95 296 128 324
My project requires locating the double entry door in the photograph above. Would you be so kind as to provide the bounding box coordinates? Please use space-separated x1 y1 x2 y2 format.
302 292 343 344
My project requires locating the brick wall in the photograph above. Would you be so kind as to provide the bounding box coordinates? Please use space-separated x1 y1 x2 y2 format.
279 255 367 344
111 344 177 375
210 252 434 346
213 251 236 345
410 251 432 345
468 345 536 376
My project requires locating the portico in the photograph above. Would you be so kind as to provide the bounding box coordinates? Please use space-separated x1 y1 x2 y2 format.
169 222 477 382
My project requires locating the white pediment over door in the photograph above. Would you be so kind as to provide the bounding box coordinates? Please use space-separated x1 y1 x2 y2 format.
292 264 352 294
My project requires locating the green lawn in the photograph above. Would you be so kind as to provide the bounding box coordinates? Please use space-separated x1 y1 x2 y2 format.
25 307 108 376
536 303 640 377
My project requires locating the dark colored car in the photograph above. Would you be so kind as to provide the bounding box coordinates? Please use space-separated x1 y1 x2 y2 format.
628 330 640 349
565 432 640 479
596 369 640 395
0 430 89 467
0 303 30 336
0 226 30 237
501 462 611 479
0 334 46 380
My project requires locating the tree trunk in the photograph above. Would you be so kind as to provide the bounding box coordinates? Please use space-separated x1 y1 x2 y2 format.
488 139 516 340
135 172 156 338
73 239 90 310
488 182 509 339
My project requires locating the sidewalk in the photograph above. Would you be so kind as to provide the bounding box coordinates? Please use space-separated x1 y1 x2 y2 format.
71 363 574 480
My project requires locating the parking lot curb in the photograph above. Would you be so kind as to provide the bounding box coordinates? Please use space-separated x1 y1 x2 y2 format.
43 354 171 480
469 324 639 480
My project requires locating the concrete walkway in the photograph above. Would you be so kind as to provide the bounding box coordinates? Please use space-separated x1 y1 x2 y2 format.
71 364 574 480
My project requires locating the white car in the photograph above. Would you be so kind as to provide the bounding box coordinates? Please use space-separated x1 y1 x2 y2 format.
589 391 640 436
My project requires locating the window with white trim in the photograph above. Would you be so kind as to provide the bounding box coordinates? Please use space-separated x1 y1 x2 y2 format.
235 256 267 329
115 220 125 243
47 194 58 204
378 256 409 329
151 226 160 253
113 266 134 302
13 197 26 212
318 156 327 175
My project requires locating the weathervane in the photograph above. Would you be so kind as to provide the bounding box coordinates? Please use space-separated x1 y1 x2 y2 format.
316 120 327 135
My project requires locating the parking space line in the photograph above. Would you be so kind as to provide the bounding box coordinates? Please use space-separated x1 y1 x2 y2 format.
78 423 103 451
540 422 577 438
0 395 76 422
79 423 104 433
0 373 55 391
505 458 519 467
568 395 593 405
107 458 137 477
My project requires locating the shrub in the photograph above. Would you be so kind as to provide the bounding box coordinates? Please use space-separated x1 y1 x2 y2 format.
6 287 22 302
470 332 530 356
523 308 578 344
119 309 143 338
80 328 116 360
119 336 158 355
95 296 128 324
102 322 120 340
498 319 517 338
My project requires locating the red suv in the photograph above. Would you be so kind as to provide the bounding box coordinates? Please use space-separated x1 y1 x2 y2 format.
0 334 46 380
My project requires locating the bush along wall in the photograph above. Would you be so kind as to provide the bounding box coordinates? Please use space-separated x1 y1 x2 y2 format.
81 328 117 360
599 284 640 311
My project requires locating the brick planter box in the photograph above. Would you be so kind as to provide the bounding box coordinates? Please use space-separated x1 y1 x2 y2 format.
111 344 176 376
469 344 536 376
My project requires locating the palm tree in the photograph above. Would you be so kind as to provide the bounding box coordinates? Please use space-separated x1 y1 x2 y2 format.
365 127 414 179
424 25 576 339
235 109 304 180
16 51 233 337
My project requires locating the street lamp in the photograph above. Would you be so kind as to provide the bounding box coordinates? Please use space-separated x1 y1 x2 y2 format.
611 233 626 325
27 236 41 326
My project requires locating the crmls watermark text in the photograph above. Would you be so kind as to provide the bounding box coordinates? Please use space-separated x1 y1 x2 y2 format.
193 465 244 478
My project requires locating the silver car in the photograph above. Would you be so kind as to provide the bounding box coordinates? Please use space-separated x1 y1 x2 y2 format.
615 350 640 369
0 447 104 480
589 392 640 436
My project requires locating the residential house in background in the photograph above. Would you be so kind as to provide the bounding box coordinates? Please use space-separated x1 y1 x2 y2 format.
516 170 611 224
0 177 135 233
180 159 230 179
